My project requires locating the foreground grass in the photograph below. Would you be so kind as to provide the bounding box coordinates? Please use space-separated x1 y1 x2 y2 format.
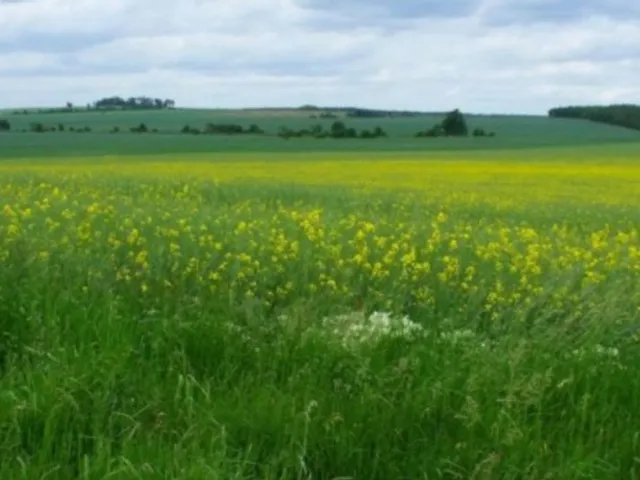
1 159 640 478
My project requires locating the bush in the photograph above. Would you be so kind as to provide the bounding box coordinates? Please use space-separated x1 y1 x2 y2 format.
204 123 244 135
416 124 445 137
30 123 45 133
246 124 265 135
131 123 148 133
372 126 387 138
0 119 10 131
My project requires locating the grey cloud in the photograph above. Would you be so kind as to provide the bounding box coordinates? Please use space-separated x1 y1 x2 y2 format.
482 0 640 26
301 0 480 26
0 32 115 54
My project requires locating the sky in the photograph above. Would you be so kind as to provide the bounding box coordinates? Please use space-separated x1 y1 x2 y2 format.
0 0 639 114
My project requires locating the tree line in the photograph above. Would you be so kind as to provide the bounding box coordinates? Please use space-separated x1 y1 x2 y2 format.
0 109 496 139
548 104 640 131
414 109 495 138
93 96 176 110
10 96 177 115
298 105 435 118
277 121 387 139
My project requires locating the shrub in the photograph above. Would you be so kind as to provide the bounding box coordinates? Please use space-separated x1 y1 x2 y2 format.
372 126 387 137
0 119 10 131
246 124 265 135
30 123 45 133
130 123 148 133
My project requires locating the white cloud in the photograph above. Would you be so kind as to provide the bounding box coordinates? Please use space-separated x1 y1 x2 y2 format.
0 0 638 113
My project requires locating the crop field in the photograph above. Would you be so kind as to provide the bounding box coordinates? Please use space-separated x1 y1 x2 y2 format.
2 146 640 478
2 108 640 159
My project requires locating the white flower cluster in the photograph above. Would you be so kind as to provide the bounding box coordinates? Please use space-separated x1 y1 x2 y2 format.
321 310 425 349
571 344 620 359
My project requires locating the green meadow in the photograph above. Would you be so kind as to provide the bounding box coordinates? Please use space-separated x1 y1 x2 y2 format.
1 107 640 479
1 108 640 158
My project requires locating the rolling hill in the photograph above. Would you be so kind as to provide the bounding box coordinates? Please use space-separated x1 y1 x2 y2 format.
1 108 639 159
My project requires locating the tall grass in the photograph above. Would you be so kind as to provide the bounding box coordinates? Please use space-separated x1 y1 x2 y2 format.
0 173 639 479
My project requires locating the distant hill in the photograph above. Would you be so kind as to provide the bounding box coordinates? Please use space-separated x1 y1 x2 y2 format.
1 107 639 159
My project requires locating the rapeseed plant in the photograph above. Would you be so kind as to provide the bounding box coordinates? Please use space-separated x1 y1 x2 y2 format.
1 158 640 478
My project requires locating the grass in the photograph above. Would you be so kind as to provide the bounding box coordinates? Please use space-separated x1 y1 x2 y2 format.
1 150 640 478
1 108 640 158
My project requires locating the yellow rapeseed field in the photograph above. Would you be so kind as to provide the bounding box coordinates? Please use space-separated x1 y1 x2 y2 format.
3 153 640 478
1 156 639 323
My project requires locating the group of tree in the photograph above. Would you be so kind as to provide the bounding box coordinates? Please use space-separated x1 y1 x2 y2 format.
180 123 265 135
309 111 338 119
27 122 92 133
346 108 429 118
277 121 387 139
298 105 437 118
10 97 177 115
415 109 495 138
548 104 640 131
92 96 176 110
0 119 10 131
127 123 159 133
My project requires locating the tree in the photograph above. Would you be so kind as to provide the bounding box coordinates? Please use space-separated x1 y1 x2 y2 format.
30 122 45 133
441 108 468 136
330 120 347 138
0 119 10 131
130 123 148 133
372 126 387 137
66 101 73 109
246 124 265 134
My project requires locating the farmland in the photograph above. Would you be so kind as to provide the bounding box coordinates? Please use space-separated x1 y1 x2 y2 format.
1 139 640 478
2 107 640 159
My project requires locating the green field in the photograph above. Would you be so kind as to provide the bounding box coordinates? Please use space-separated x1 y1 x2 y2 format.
2 108 640 158
2 107 640 478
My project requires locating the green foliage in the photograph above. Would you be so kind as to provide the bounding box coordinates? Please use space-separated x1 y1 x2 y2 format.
346 107 429 118
0 108 639 158
549 104 640 131
93 95 176 110
441 108 469 136
417 111 496 139
202 123 265 135
1 175 640 478
130 123 148 133
0 119 10 131
276 121 386 140
29 122 46 133
247 123 265 134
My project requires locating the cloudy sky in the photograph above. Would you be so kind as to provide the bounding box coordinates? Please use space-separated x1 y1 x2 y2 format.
1 0 639 113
